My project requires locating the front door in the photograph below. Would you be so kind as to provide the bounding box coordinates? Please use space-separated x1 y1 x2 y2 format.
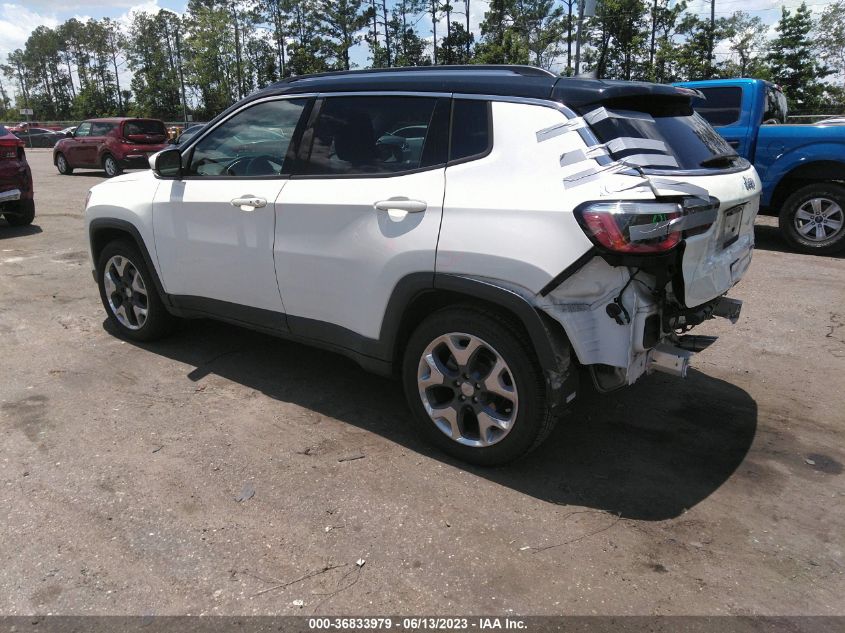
152 97 311 324
275 95 449 342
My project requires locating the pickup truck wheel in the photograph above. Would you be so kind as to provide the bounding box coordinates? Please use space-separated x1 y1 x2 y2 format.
97 240 175 341
3 199 35 226
779 183 845 254
102 154 122 178
402 307 555 466
55 153 73 175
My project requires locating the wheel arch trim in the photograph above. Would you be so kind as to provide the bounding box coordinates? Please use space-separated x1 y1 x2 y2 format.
88 218 169 305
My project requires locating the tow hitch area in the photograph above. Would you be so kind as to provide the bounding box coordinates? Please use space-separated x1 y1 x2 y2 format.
713 296 743 323
648 343 693 378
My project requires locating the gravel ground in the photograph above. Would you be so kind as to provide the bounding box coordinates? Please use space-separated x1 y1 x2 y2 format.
0 149 843 616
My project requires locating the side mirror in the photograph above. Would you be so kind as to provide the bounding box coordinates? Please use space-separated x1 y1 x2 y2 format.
151 148 182 178
66 131 74 138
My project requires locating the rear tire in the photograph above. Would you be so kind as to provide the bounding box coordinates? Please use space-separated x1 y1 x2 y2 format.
4 199 35 226
56 153 73 175
779 183 845 255
96 240 175 342
402 306 556 466
102 154 122 178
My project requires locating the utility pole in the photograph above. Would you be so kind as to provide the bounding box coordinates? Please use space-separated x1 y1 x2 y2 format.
709 0 716 76
649 0 657 78
175 28 188 129
574 0 584 76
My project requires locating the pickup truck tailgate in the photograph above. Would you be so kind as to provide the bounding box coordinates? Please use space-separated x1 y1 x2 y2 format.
652 167 761 307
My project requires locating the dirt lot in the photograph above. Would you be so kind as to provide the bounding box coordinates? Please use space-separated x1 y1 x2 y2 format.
1 149 843 616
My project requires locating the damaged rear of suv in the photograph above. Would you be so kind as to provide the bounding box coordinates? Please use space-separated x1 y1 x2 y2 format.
84 66 759 466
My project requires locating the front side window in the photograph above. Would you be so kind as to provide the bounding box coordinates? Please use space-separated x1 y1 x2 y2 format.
188 98 308 177
691 87 743 127
299 96 442 176
75 122 92 138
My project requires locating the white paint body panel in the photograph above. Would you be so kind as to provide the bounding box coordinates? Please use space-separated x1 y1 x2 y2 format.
152 178 287 312
438 101 598 292
670 168 761 307
275 169 445 339
84 170 161 274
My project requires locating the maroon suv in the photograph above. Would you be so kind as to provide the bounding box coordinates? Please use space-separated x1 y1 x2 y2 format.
0 125 34 227
53 117 169 178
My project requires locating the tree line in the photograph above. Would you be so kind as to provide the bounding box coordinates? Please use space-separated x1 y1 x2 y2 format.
2 0 843 123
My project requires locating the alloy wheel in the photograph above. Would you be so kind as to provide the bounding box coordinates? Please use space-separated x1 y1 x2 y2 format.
57 154 67 173
794 197 845 242
417 332 518 448
104 156 118 177
103 255 148 330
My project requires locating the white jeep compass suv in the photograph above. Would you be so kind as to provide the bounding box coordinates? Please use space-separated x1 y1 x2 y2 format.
84 66 760 465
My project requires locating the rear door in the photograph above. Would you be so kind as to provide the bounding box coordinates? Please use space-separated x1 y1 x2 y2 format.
274 94 449 342
152 97 311 321
88 122 114 165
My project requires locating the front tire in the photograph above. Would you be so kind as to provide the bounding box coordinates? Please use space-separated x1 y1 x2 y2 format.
56 152 73 175
96 240 175 341
4 199 35 226
402 306 556 466
102 154 122 178
779 183 845 255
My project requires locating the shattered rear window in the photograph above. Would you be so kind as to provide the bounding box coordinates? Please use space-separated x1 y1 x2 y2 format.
582 102 740 171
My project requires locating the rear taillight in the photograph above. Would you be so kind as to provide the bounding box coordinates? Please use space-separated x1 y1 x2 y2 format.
575 198 717 254
0 141 20 159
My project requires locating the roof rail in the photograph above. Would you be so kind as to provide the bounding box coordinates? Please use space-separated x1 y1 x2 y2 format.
271 64 556 87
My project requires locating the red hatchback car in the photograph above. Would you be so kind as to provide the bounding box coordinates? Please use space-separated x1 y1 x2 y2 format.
0 124 35 227
53 117 169 177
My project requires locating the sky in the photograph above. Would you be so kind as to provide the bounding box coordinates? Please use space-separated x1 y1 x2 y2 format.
0 0 838 90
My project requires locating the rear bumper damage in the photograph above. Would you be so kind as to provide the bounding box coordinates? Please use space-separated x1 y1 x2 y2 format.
534 256 744 393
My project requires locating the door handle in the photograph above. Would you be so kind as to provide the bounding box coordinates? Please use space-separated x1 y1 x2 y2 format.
374 198 427 213
231 196 267 211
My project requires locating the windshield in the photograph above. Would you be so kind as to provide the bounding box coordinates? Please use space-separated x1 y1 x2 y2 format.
581 102 739 171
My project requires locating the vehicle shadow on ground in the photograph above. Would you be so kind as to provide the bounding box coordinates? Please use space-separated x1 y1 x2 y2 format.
116 319 757 522
0 221 43 238
754 223 845 258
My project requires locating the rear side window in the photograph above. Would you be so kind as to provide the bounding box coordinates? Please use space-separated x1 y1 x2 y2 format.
691 87 742 126
763 86 787 124
450 100 491 162
91 122 115 136
300 96 442 176
124 120 166 136
583 101 737 171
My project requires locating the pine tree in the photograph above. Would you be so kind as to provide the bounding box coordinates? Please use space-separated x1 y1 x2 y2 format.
766 2 829 110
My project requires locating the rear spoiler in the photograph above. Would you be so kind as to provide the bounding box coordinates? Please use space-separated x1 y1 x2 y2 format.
552 78 704 114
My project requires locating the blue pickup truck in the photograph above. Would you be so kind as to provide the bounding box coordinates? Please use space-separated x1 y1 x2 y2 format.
677 78 845 255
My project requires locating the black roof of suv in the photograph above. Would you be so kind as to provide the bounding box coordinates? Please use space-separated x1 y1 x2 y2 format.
253 65 689 112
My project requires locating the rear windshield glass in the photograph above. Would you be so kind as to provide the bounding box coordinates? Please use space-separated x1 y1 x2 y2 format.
691 87 742 126
583 104 738 171
124 120 166 136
